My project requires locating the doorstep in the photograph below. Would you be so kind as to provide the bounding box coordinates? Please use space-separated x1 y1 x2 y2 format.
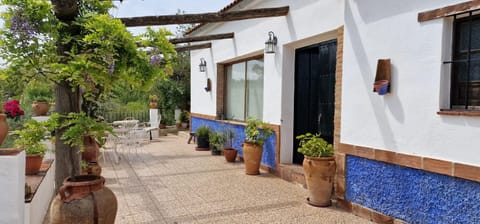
275 163 307 188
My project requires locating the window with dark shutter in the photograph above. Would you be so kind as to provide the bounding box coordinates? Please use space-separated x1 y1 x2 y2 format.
450 13 480 110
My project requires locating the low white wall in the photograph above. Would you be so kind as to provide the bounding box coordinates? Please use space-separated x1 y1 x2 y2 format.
24 162 55 224
0 150 25 224
342 0 480 166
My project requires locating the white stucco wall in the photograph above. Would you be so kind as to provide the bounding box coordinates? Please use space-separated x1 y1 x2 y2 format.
0 150 25 224
190 0 343 123
190 0 344 163
342 0 480 166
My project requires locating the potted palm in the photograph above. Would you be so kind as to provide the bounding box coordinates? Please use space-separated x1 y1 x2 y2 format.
222 126 237 162
296 133 335 207
242 117 273 175
13 119 53 175
195 125 211 151
209 131 226 155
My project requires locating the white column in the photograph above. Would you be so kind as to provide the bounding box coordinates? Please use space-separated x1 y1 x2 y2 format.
0 149 25 224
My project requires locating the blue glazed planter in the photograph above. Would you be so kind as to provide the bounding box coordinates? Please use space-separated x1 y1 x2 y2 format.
374 80 389 95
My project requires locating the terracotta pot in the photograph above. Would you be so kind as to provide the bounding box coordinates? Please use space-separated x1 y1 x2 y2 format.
81 162 102 176
149 102 158 109
32 101 50 116
82 136 100 162
26 154 43 175
181 122 188 129
242 142 263 175
303 156 336 207
223 148 237 162
0 114 7 146
49 175 117 224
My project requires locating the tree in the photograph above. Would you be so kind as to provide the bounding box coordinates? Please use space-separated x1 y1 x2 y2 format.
0 0 175 187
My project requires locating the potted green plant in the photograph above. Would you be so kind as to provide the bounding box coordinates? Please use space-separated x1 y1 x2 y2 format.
242 117 273 175
13 119 53 175
179 111 189 129
296 133 335 207
222 126 237 162
209 131 226 155
195 125 211 151
59 113 113 164
149 94 158 109
26 85 53 116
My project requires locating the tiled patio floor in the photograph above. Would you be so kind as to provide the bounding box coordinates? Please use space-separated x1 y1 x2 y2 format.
101 134 373 224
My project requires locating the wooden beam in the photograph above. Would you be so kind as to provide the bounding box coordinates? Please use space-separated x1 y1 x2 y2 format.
120 6 289 27
175 43 212 52
418 1 480 22
170 32 234 44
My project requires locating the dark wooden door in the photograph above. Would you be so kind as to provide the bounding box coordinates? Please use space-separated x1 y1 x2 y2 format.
293 40 337 164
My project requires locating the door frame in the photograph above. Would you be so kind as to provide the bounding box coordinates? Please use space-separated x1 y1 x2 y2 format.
279 30 339 164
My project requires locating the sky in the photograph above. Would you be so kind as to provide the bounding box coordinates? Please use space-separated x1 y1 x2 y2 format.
112 0 234 35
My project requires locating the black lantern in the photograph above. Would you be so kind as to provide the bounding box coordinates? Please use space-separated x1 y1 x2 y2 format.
264 31 277 54
199 58 207 72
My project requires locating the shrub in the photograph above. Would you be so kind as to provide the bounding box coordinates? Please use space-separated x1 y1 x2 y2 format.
296 133 333 157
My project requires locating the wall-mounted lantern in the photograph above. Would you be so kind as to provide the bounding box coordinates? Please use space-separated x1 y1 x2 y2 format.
199 58 207 72
264 31 278 54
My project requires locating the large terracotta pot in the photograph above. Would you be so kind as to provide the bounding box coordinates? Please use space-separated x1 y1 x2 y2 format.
25 154 43 175
82 136 100 162
50 175 117 224
242 142 263 175
0 114 7 146
223 148 238 162
149 102 158 109
32 101 50 116
303 156 336 207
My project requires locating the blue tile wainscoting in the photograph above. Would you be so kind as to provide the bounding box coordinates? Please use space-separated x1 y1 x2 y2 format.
345 155 480 224
191 117 276 168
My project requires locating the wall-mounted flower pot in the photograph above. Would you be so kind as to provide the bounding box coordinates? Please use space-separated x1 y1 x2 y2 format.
374 80 389 95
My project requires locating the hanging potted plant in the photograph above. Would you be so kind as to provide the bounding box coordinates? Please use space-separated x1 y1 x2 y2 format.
222 126 237 162
148 94 158 109
242 117 273 175
296 133 335 207
209 131 226 155
13 119 52 175
59 113 113 164
195 125 211 151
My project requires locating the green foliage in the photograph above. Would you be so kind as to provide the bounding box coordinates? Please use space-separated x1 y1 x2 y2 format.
196 125 211 138
222 125 236 148
25 82 54 102
179 110 189 123
209 132 226 149
244 117 273 146
296 133 333 158
0 0 176 110
148 94 158 102
13 119 52 156
57 112 113 150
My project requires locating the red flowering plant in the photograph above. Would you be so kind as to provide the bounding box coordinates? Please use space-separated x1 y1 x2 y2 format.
2 100 25 121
